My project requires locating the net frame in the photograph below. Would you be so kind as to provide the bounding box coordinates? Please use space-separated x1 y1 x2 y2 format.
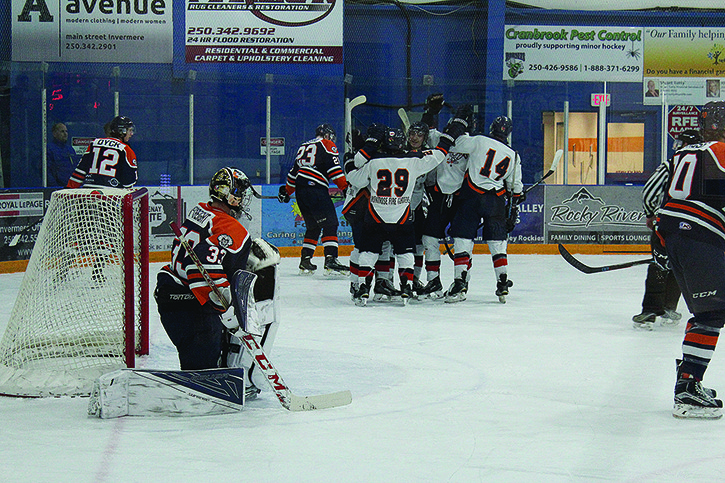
0 188 149 397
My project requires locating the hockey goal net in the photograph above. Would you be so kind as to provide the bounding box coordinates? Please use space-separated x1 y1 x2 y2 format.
0 188 149 397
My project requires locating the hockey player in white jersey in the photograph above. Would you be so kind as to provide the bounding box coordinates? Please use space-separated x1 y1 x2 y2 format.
419 100 472 298
446 115 523 303
345 113 469 305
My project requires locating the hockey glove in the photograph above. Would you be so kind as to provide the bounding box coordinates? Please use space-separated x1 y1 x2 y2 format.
247 238 281 272
208 285 232 311
425 93 445 115
277 185 291 203
359 123 388 159
506 203 519 233
219 305 239 332
651 235 671 271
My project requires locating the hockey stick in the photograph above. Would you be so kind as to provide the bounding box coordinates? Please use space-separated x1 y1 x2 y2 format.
249 185 294 201
558 244 653 274
170 222 352 411
398 107 411 135
523 149 563 196
345 95 366 154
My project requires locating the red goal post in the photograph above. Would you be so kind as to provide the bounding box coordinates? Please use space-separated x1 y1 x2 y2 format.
0 188 149 397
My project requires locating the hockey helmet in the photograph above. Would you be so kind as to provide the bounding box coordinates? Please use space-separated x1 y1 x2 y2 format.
209 167 253 219
315 123 336 142
700 101 725 141
673 129 702 150
385 128 408 154
108 116 135 140
489 116 513 143
408 121 429 149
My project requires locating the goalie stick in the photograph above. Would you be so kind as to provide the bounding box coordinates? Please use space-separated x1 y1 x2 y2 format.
345 95 366 154
170 222 352 411
558 244 653 274
397 108 411 135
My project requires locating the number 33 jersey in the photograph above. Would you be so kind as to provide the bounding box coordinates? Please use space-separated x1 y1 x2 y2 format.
347 149 445 224
66 137 138 189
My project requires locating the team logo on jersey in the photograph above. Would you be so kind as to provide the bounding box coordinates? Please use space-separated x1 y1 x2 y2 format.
679 221 692 230
218 234 233 248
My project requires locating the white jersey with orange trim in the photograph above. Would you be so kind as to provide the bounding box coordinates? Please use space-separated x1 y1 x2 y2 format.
459 134 523 194
347 149 445 224
427 129 469 194
161 202 251 311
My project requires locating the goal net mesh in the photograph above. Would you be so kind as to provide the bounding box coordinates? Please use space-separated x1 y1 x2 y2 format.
0 188 149 397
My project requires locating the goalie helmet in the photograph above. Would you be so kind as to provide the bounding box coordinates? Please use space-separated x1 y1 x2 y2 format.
209 167 253 219
699 101 725 141
384 128 407 154
489 116 513 144
315 123 336 142
108 116 135 140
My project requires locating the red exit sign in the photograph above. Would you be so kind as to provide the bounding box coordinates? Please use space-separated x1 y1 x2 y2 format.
590 93 611 107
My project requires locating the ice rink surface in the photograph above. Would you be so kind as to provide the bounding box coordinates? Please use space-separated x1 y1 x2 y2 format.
1 253 725 482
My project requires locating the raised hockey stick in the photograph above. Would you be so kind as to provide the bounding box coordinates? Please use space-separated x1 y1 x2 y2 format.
524 148 563 195
170 222 352 411
558 244 653 274
249 185 293 201
345 95 367 154
398 107 411 135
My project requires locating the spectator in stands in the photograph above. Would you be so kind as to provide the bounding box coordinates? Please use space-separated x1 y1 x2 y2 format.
47 122 79 187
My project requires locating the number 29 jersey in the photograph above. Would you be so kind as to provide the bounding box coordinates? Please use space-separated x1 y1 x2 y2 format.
66 137 138 189
659 141 725 244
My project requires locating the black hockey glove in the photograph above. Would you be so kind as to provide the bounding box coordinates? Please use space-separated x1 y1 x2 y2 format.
360 123 388 159
277 185 290 203
425 93 445 115
651 235 671 271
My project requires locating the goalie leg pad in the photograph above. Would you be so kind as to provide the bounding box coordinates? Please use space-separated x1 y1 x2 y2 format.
88 368 247 418
232 270 264 337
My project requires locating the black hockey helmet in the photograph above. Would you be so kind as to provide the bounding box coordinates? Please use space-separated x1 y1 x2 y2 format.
384 128 407 154
673 129 702 150
408 121 429 146
209 167 253 219
489 116 513 143
700 101 725 141
315 123 336 142
108 116 135 140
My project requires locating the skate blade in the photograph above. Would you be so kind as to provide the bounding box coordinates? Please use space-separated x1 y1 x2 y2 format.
444 294 467 304
673 403 723 419
299 269 316 276
632 320 654 331
498 295 507 304
353 298 368 307
324 269 349 277
660 317 681 327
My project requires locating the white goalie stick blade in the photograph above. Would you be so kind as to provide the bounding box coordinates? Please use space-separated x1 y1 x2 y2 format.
397 108 411 135
345 95 367 153
289 390 353 411
238 334 352 412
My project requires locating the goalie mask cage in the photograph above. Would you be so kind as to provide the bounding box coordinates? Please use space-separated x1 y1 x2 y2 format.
0 188 150 397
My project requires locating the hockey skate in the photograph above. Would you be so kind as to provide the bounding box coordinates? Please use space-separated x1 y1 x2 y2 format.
299 256 317 275
662 309 683 326
352 283 370 307
444 278 468 303
324 256 349 276
632 311 657 331
245 383 261 401
373 278 403 302
673 373 723 419
400 281 414 305
495 274 513 304
420 276 444 299
412 277 426 299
